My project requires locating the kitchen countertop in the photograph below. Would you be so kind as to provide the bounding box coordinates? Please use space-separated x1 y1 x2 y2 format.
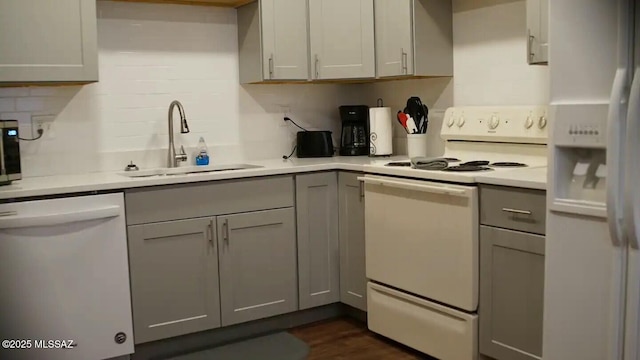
474 166 548 191
0 156 547 200
0 157 401 200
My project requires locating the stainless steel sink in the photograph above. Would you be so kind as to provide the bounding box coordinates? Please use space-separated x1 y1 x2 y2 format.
119 164 263 178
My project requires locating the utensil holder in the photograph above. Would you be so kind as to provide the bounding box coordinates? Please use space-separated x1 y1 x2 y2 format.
407 134 428 158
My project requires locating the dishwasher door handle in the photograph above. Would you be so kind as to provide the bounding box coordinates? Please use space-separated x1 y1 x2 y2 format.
0 205 121 229
358 177 469 197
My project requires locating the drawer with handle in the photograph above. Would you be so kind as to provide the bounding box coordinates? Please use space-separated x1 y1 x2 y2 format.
480 185 546 235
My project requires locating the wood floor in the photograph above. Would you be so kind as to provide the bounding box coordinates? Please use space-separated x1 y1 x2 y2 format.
289 318 436 360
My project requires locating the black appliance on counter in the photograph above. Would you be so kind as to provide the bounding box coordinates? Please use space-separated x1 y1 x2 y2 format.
339 105 369 156
296 131 334 158
0 120 21 185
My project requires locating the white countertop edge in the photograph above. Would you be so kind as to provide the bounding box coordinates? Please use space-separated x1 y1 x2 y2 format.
0 157 547 200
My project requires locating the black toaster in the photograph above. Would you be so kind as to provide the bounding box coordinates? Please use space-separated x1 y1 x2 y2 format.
296 131 334 158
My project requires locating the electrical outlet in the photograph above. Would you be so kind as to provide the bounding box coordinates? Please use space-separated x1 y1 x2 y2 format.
277 104 291 115
278 104 292 128
31 115 56 139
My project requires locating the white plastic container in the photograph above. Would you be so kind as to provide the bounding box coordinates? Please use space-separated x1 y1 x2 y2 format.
407 134 428 158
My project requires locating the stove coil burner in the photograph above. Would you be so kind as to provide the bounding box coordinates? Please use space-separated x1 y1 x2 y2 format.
489 162 528 168
460 160 490 167
442 165 494 172
385 161 412 167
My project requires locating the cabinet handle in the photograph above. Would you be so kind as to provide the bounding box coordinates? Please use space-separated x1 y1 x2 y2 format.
359 179 365 202
502 208 532 216
208 220 215 253
527 29 535 64
268 54 274 79
223 219 230 243
401 49 408 75
314 54 319 79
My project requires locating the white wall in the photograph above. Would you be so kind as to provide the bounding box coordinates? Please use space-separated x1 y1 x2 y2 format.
367 0 549 156
453 0 549 105
0 1 357 177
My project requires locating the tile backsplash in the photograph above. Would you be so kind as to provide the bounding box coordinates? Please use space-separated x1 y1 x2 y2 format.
0 1 359 177
0 0 550 178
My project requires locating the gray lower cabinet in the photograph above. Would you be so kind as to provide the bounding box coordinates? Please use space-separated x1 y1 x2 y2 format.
0 0 98 83
296 172 340 310
128 217 220 344
479 225 545 360
217 208 298 326
338 172 367 311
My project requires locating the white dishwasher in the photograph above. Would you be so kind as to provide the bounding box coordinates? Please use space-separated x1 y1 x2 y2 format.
0 193 134 360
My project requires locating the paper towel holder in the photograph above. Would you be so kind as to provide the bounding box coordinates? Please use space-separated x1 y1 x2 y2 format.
369 99 393 157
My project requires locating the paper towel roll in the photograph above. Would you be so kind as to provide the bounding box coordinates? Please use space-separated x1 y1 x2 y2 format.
369 107 393 156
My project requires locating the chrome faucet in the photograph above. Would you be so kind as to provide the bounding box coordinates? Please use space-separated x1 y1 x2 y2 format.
167 100 190 168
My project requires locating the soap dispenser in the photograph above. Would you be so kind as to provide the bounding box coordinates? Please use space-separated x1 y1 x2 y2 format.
195 137 210 166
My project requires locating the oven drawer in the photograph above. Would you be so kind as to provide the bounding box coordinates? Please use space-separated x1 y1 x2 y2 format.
361 175 479 311
480 185 546 235
367 282 478 360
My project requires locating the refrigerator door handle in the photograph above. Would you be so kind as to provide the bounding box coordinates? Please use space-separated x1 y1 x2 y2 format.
625 69 640 249
607 68 629 248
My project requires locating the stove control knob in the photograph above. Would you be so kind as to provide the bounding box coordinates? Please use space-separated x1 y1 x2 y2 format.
457 116 466 128
525 116 534 129
447 116 455 128
488 115 500 129
538 115 548 129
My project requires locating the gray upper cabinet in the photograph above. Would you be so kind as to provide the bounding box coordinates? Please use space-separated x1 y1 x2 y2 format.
296 172 340 310
0 0 98 84
338 172 367 311
238 0 309 83
217 208 298 326
526 0 549 65
374 0 413 77
479 226 545 360
128 218 220 344
309 0 375 80
374 0 453 78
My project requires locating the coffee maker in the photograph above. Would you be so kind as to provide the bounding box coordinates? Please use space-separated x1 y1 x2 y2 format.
339 105 369 156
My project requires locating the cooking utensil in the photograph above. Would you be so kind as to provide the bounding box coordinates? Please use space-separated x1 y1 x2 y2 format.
406 115 419 134
403 97 429 134
397 111 410 133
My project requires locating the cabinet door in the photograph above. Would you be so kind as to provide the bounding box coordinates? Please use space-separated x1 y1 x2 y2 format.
261 0 309 80
296 172 339 309
128 218 220 344
374 0 413 77
218 208 297 326
0 0 98 83
526 0 549 64
309 0 375 79
338 172 367 311
479 225 545 360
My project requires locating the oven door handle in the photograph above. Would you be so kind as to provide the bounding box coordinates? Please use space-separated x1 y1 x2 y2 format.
358 176 469 197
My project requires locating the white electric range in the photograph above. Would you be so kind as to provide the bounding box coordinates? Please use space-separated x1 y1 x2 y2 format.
364 106 549 183
361 106 549 360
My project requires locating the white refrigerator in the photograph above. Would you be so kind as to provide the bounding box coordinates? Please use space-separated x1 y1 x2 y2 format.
545 0 640 360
